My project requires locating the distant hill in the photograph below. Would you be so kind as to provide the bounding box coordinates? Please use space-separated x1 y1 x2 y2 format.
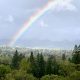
0 39 79 49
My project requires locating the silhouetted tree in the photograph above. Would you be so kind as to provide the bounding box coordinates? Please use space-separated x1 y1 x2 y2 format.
52 56 59 75
62 54 66 60
72 45 80 64
11 50 24 69
46 56 53 75
29 52 36 76
39 53 45 77
33 53 45 79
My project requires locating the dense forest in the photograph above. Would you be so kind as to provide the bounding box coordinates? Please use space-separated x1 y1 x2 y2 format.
0 45 80 80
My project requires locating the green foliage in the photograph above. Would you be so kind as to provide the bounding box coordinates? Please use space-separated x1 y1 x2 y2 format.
41 75 66 80
46 56 53 75
6 70 37 80
38 53 45 77
72 45 80 64
29 52 36 74
14 70 36 80
0 56 11 65
29 52 37 77
52 56 59 75
11 50 20 69
76 64 80 71
58 61 76 76
62 54 66 60
5 73 15 80
46 56 59 75
0 45 80 80
19 58 30 72
0 64 11 79
33 53 45 78
68 71 80 80
30 52 34 63
11 50 24 69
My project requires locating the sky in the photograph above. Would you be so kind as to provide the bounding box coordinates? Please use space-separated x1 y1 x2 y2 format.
0 0 80 49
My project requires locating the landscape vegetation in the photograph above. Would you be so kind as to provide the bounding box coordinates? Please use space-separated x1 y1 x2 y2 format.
0 45 80 80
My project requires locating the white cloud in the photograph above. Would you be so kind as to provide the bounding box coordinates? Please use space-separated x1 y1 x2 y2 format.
40 21 48 28
52 0 77 11
65 3 77 11
6 15 14 23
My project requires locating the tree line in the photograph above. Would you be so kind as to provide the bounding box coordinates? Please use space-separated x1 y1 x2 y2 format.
0 45 80 80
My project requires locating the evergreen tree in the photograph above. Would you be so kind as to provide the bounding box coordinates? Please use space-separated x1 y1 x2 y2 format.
72 45 80 64
46 56 59 75
11 50 24 69
11 50 19 69
19 54 25 61
33 53 45 78
29 52 36 76
62 54 66 60
52 56 59 75
46 56 53 75
39 53 45 77
30 52 34 63
35 53 40 78
73 45 78 53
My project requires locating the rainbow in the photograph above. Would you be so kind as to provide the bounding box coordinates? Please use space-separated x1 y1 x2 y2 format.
9 0 59 46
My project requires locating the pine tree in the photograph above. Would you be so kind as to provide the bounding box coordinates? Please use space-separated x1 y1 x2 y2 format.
11 50 19 69
39 53 45 77
73 45 78 53
72 45 80 64
62 54 66 60
19 54 25 61
11 50 24 69
35 53 40 78
33 53 45 78
29 52 36 75
46 56 53 75
52 56 59 75
30 52 34 73
46 55 59 75
30 52 34 63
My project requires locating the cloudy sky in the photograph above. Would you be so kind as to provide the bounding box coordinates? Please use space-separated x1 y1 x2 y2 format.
0 0 80 48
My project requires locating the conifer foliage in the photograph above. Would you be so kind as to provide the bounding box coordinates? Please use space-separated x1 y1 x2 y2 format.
72 45 80 64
